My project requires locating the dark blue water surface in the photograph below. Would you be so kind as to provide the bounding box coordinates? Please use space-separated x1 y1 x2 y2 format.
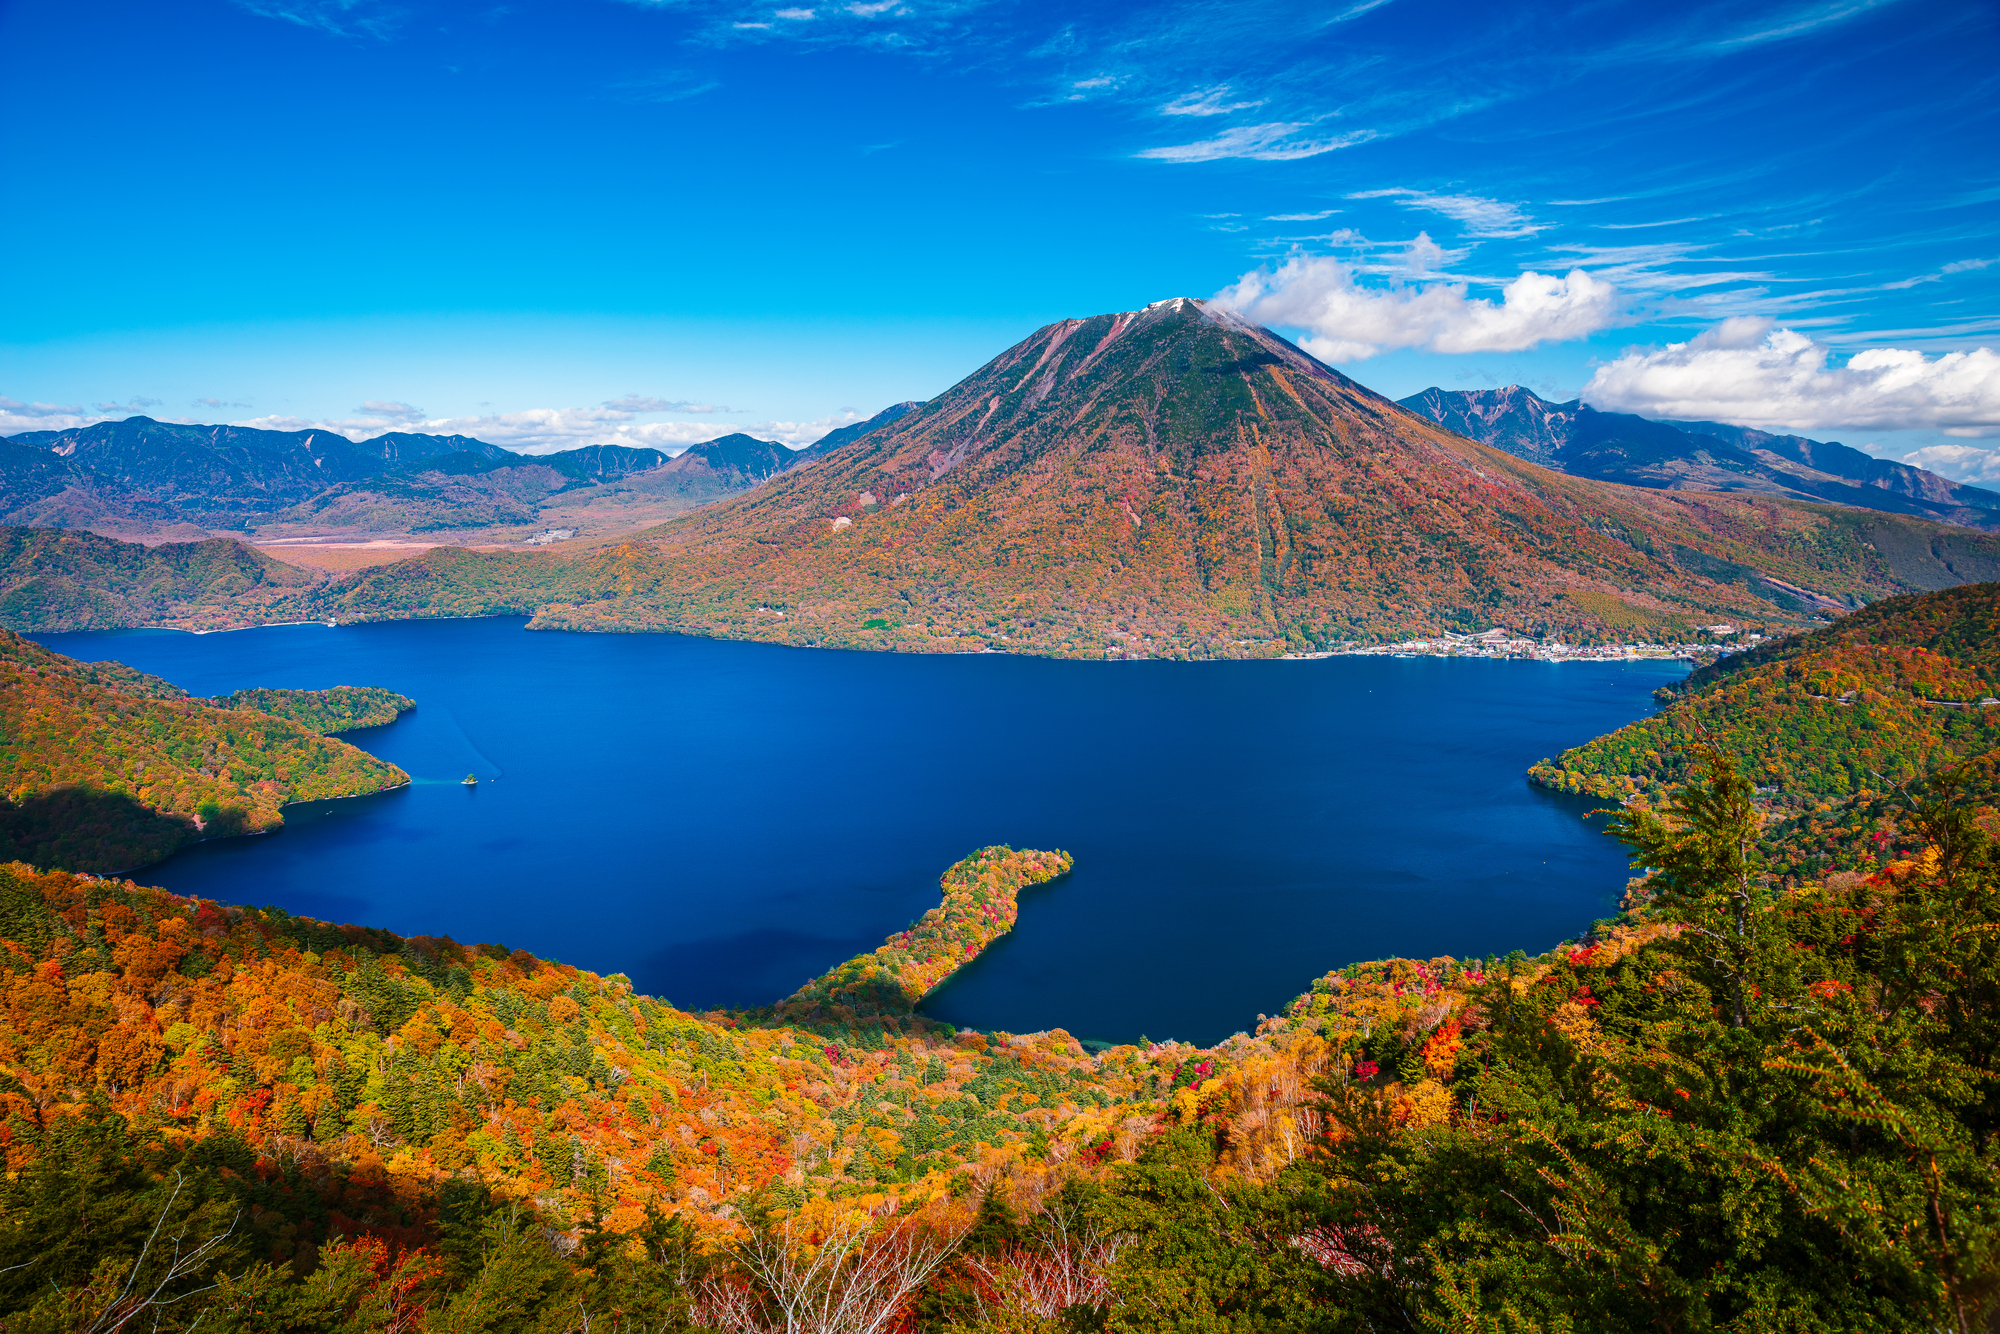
39 619 1683 1045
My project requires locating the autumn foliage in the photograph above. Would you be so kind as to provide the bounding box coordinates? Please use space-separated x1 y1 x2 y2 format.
0 630 410 872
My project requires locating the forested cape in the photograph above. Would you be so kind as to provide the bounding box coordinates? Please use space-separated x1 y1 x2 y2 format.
0 630 410 872
1531 582 2000 890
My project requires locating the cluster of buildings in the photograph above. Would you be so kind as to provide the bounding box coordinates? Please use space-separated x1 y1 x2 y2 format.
1288 626 1758 663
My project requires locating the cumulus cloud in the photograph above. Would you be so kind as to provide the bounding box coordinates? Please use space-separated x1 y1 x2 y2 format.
1215 251 1620 361
231 402 870 454
1582 322 2000 437
1137 122 1372 162
1902 444 2000 485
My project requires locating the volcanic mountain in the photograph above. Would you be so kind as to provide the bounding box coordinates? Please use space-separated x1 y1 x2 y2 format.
371 297 1998 655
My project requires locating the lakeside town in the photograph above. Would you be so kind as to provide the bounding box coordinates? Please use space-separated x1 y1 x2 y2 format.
1286 623 1769 663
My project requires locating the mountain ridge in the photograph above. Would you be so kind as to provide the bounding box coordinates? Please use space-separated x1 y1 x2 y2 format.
9 303 2000 648
0 417 819 545
1400 385 2000 529
505 298 2000 650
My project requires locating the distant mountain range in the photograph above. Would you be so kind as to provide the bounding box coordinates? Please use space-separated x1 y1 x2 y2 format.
0 409 919 546
120 296 1981 653
7 308 2000 649
1399 386 2000 530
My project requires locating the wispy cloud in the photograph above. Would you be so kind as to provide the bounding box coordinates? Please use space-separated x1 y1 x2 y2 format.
1138 122 1372 163
231 0 399 39
612 70 722 103
1691 0 1902 54
1265 209 1339 221
602 395 737 413
1596 216 1713 231
1160 85 1263 116
1349 188 1540 238
358 399 427 422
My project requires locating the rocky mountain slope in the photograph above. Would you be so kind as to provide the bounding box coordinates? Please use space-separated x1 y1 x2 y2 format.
790 401 922 463
1402 386 2000 529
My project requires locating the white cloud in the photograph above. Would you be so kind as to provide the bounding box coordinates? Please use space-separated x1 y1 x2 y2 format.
1215 251 1620 361
1348 187 1540 238
1583 323 2000 437
1901 444 2000 485
0 397 91 434
236 402 870 454
612 71 722 104
602 395 735 413
1160 85 1263 116
2 390 858 453
774 7 816 17
1265 209 1338 221
1136 122 1372 163
232 0 397 40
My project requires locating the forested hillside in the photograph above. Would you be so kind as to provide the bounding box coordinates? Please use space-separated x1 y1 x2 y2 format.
0 594 1996 1326
215 685 415 733
0 527 319 633
0 630 410 871
3 734 1995 1330
1531 583 2000 804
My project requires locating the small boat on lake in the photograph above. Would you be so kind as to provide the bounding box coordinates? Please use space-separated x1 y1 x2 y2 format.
463 773 479 786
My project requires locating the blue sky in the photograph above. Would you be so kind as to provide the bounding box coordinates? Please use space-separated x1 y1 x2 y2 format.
2 0 1996 477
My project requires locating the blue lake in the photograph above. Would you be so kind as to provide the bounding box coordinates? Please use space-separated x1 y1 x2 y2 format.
39 619 1683 1046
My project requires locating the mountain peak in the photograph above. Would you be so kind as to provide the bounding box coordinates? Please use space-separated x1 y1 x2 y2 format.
591 300 1911 651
